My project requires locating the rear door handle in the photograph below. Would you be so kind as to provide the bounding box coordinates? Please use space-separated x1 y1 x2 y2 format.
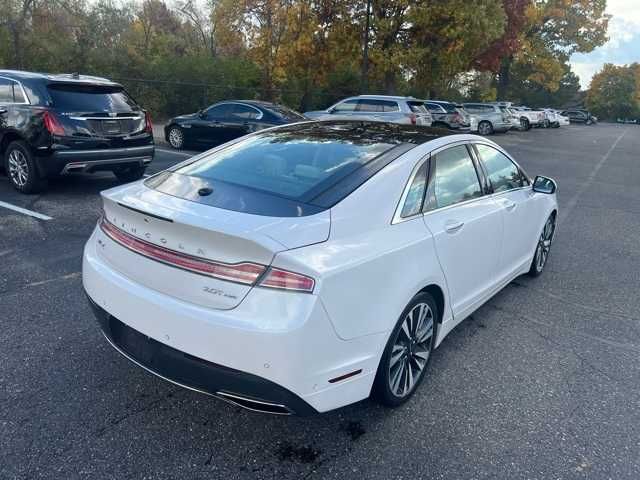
444 220 464 233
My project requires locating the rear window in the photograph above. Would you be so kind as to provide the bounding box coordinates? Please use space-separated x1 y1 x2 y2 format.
176 126 397 201
47 84 139 112
409 101 429 113
267 104 305 120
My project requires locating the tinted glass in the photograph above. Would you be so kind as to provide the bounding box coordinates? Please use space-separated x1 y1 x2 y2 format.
408 101 428 113
401 161 428 217
13 83 26 103
267 104 305 120
47 84 138 112
425 103 443 113
476 144 526 192
176 126 397 200
230 104 260 119
439 103 457 113
0 78 13 103
206 103 233 118
332 100 358 112
357 99 399 112
433 145 482 208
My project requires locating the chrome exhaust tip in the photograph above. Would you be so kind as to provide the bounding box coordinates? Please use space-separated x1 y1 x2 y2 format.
215 391 293 415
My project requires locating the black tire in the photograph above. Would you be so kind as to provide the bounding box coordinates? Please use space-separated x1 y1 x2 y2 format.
114 165 146 183
478 121 493 135
552 122 560 128
520 117 531 131
542 119 550 128
167 125 185 149
372 291 438 408
4 140 47 194
529 213 556 277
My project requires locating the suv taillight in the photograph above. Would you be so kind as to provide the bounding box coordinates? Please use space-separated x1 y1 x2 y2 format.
144 111 153 134
43 111 65 136
258 267 315 293
409 113 417 125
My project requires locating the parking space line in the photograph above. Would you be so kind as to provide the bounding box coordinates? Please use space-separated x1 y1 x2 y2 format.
155 147 194 157
26 272 81 288
562 127 628 220
0 200 53 220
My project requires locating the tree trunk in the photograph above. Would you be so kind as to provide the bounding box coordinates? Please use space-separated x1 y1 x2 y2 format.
497 56 513 100
384 69 396 95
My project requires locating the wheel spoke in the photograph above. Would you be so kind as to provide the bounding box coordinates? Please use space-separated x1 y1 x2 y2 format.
390 345 405 368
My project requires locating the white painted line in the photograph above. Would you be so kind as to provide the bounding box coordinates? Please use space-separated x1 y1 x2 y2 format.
156 147 193 157
562 127 628 220
0 200 53 220
26 272 80 288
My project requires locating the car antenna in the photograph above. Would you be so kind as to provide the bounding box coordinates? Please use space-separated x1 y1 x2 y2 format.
71 72 80 79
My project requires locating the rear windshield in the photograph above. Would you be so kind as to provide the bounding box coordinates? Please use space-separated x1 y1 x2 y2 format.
47 84 139 112
176 125 397 201
408 101 428 113
266 104 306 120
438 103 458 113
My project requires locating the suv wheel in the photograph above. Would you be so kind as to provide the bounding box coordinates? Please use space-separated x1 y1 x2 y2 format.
542 119 550 128
478 121 493 135
520 118 531 130
114 165 147 183
5 141 47 194
373 292 437 407
168 126 185 149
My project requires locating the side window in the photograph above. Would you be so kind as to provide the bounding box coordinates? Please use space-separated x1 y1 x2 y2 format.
432 145 482 209
425 103 442 113
356 99 399 112
464 105 480 114
205 103 233 119
13 83 26 103
408 101 428 113
400 161 428 218
230 104 260 120
475 144 526 192
332 99 358 113
0 78 15 103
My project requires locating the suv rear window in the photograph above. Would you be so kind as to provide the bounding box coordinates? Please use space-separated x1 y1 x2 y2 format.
408 101 429 113
47 84 139 112
176 125 397 200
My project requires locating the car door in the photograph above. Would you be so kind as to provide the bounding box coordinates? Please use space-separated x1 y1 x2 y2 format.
226 103 262 139
192 103 234 146
473 143 539 281
422 143 503 321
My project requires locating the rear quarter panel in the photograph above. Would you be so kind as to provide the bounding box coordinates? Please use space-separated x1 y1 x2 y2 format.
273 141 455 341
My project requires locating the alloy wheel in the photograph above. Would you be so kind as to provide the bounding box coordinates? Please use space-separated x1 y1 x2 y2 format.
388 302 434 398
535 216 555 272
8 149 29 187
169 127 184 149
479 122 492 135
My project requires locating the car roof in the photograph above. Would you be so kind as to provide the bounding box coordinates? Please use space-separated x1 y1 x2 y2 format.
0 69 120 87
345 95 422 102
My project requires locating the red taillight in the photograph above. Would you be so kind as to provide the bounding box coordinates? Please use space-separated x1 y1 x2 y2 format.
100 217 265 285
144 111 153 134
409 113 417 125
99 217 315 292
258 267 315 293
43 111 65 136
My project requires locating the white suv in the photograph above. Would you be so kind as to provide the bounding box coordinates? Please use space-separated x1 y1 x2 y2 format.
305 95 433 126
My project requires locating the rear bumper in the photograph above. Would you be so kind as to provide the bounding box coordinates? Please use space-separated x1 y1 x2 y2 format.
41 145 154 176
82 228 382 413
87 295 315 415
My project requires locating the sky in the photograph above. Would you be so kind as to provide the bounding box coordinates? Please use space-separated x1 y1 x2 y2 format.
570 0 640 89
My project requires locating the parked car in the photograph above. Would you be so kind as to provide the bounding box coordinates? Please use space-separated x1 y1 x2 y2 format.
0 70 154 193
561 109 598 125
543 109 569 128
508 105 546 130
83 120 558 415
463 103 511 135
165 100 306 150
304 95 432 126
424 100 470 130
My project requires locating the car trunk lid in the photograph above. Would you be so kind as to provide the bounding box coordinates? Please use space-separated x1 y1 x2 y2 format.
97 184 329 310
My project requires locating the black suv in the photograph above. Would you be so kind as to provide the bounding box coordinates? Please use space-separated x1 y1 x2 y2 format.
0 70 154 193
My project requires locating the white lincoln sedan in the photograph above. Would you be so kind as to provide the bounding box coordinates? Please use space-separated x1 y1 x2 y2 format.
83 121 558 415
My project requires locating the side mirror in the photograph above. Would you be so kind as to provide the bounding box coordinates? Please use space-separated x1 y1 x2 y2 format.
533 175 557 194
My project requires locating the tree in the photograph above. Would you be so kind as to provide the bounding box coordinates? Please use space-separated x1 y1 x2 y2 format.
493 0 609 99
586 64 640 120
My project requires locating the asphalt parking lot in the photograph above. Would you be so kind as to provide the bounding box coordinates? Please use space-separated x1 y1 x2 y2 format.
1 124 639 479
